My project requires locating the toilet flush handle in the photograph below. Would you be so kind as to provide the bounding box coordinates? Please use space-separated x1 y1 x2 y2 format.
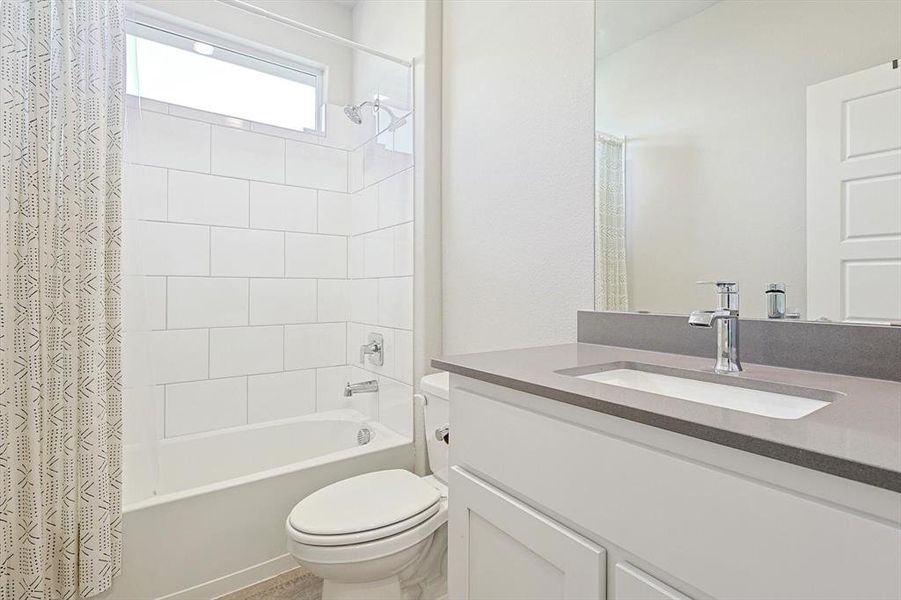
434 424 449 444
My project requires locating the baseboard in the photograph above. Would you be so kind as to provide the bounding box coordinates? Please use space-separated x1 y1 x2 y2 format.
158 554 299 600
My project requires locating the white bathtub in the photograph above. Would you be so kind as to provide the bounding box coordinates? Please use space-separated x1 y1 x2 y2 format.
103 410 413 600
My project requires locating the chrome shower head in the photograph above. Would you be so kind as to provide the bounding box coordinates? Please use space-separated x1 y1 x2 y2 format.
343 104 363 125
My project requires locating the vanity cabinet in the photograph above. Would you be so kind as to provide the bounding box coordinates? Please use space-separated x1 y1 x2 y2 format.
614 563 692 600
449 466 607 599
447 377 901 600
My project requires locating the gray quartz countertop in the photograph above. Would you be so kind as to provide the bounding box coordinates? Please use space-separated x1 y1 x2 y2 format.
432 343 901 492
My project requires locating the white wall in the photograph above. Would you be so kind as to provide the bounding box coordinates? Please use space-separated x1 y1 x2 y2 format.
596 0 901 318
442 0 596 354
127 0 356 104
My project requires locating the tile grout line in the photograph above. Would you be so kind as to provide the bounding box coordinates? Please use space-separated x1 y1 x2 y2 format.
138 219 349 238
138 273 386 281
158 365 332 388
127 153 409 193
207 225 212 276
165 167 170 220
151 319 365 332
207 325 211 380
140 161 349 194
162 384 167 440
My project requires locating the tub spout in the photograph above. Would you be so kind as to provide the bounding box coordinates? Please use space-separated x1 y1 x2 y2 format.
344 380 379 397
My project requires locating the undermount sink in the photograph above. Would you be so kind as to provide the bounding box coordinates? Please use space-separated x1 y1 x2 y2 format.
558 362 838 420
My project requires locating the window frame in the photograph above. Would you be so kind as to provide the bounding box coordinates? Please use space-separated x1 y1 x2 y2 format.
125 14 326 134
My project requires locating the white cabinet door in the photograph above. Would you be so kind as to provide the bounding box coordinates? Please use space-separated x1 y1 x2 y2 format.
449 466 606 600
807 61 901 323
613 563 692 600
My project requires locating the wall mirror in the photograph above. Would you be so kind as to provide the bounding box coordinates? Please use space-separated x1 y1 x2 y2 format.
593 0 901 322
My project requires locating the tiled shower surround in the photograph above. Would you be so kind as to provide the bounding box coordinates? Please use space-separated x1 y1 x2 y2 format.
123 97 414 444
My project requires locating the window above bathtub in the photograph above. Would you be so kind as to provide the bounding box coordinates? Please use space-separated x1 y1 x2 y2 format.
126 19 324 134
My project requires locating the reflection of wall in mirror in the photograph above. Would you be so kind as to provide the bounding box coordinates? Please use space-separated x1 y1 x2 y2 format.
595 0 901 318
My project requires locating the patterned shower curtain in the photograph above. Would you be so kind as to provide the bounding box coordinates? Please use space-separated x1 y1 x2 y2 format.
0 1 125 598
595 133 629 311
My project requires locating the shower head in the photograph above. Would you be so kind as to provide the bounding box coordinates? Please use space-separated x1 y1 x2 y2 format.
343 98 407 132
343 98 381 125
343 104 363 125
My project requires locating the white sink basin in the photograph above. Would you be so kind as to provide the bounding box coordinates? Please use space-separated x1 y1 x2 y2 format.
576 368 830 420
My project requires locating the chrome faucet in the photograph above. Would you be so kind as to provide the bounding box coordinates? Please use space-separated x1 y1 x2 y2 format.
765 283 800 319
344 380 379 397
359 333 384 366
689 281 742 374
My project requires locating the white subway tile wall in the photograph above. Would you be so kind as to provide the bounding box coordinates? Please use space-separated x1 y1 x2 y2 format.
168 171 249 227
123 98 414 442
168 277 248 329
249 279 318 325
285 233 347 278
248 370 317 423
211 126 285 183
123 165 167 221
166 377 248 437
125 108 211 172
249 182 318 232
210 228 284 277
285 140 348 192
209 325 285 378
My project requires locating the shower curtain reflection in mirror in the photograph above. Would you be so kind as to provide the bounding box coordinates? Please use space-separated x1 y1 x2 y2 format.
595 132 629 311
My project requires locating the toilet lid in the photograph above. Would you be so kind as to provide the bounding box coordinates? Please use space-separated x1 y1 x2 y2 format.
288 502 442 546
288 470 441 537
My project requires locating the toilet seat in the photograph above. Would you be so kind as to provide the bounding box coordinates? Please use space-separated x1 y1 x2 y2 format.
289 501 441 546
287 499 448 565
287 470 443 547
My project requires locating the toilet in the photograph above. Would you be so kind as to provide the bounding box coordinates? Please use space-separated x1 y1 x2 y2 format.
286 372 450 600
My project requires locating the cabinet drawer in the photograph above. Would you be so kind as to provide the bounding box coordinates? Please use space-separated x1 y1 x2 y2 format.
614 563 692 600
450 383 901 600
449 466 606 600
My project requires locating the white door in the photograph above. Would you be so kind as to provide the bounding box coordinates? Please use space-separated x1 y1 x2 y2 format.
807 61 901 323
448 466 606 600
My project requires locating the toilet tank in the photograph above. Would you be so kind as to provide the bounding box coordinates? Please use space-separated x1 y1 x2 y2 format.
421 372 450 483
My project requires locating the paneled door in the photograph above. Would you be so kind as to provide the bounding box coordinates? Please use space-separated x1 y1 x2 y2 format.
448 466 606 600
807 61 901 323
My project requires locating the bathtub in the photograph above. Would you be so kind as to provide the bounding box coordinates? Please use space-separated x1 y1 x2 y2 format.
102 410 413 600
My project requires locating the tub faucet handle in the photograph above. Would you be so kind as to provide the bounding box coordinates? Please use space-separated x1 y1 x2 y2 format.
359 333 384 366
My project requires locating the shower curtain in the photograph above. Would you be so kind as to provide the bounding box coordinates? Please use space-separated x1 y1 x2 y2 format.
0 1 125 598
595 133 629 311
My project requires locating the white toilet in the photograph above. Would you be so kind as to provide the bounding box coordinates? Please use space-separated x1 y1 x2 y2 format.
286 372 450 600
